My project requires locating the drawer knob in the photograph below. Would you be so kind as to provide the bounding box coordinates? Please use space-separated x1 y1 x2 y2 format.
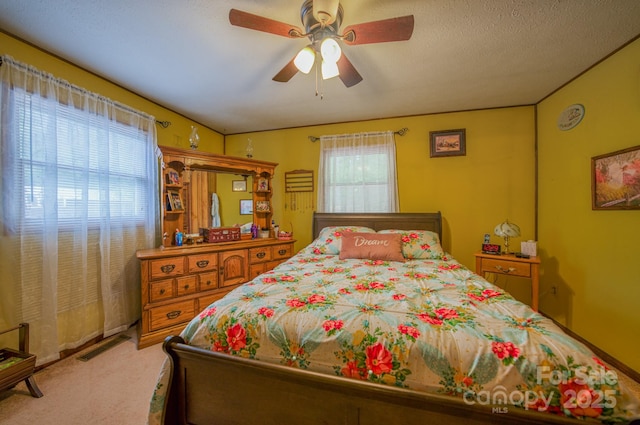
166 310 182 319
205 280 211 286
495 265 516 273
278 249 287 255
160 264 175 274
183 284 190 290
196 260 209 268
160 289 165 295
257 252 266 259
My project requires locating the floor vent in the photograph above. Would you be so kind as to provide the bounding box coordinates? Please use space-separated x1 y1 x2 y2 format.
77 334 131 362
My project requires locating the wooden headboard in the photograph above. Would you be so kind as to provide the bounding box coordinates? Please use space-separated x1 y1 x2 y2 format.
312 212 443 245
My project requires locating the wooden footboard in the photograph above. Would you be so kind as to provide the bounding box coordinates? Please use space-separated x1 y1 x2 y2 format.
162 336 584 425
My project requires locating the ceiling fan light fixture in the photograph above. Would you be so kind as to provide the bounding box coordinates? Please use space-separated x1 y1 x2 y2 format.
320 37 341 63
321 59 339 80
313 0 339 25
294 46 316 74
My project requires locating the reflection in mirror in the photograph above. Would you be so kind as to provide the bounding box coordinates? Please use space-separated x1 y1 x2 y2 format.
186 171 253 234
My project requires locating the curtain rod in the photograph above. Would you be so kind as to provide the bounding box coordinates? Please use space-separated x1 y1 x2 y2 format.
0 55 171 127
308 128 408 142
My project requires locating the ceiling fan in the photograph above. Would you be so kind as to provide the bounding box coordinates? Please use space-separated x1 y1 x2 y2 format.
229 0 414 88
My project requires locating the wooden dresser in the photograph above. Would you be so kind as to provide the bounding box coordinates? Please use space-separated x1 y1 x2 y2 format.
136 238 294 349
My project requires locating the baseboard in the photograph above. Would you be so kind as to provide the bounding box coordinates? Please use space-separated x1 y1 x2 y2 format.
541 311 640 384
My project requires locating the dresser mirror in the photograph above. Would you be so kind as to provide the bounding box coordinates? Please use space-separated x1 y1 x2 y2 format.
159 146 277 247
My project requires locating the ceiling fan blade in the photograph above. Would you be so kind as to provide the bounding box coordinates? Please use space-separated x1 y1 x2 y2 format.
229 9 304 38
337 54 363 88
341 15 414 45
273 57 299 83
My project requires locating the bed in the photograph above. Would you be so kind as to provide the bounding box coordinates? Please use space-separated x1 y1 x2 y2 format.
149 212 640 425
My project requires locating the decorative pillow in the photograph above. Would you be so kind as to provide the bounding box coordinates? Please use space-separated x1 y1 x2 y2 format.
339 232 404 262
310 226 375 255
378 229 445 259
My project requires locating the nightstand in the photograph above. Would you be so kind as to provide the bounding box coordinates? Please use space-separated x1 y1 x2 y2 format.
474 252 540 311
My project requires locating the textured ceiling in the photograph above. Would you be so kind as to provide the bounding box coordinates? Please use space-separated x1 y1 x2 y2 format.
1 0 640 135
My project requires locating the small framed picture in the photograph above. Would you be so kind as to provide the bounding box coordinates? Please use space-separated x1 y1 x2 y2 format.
257 177 269 192
232 180 247 192
167 190 184 211
430 129 466 157
240 199 253 215
592 145 640 210
165 169 180 185
255 201 270 212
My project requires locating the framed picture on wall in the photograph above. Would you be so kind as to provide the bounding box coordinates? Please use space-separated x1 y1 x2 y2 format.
240 199 253 215
591 145 640 210
430 129 466 157
232 180 247 192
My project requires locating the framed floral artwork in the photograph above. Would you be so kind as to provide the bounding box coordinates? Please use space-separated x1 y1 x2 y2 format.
592 145 640 210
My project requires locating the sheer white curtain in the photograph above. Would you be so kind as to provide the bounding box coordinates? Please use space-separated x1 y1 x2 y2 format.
0 55 160 365
317 131 399 212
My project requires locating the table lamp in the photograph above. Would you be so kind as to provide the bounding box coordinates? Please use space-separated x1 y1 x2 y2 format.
494 219 520 254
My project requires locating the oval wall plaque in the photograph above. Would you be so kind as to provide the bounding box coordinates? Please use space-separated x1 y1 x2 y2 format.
557 104 585 131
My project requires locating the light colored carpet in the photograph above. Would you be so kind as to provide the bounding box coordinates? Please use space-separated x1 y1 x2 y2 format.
0 326 165 425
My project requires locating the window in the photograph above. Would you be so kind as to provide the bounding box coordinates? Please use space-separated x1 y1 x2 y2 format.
1 55 159 365
11 89 151 229
317 131 399 212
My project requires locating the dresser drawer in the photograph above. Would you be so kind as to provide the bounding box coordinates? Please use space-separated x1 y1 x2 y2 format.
197 293 226 311
176 275 197 296
149 300 195 331
249 247 272 263
150 257 184 280
149 278 173 302
188 253 218 273
272 244 292 260
481 258 531 277
198 271 218 291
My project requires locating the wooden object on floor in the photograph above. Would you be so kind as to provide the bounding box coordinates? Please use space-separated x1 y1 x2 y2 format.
0 323 43 398
474 252 541 311
136 238 295 349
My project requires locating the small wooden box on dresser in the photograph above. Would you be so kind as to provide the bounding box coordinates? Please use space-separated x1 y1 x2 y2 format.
136 238 294 349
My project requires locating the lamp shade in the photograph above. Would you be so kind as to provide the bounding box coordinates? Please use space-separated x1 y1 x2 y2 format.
494 220 521 238
320 38 342 63
294 46 316 74
321 60 339 79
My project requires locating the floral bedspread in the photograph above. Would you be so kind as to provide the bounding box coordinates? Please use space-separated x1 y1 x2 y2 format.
149 247 640 424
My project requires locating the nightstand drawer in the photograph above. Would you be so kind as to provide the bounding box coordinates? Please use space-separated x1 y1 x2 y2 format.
481 258 531 277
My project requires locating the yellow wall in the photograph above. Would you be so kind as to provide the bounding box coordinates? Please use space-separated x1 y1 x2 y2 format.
537 38 640 372
225 106 537 282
